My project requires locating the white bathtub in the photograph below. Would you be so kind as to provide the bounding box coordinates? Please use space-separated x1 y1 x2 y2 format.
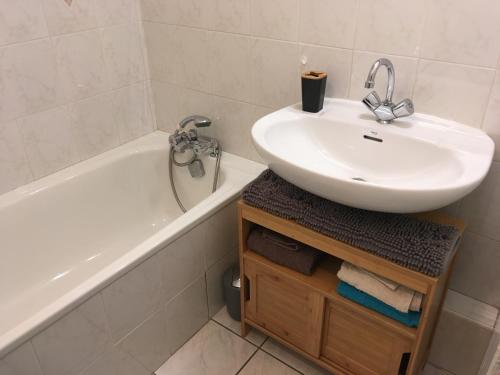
0 131 265 356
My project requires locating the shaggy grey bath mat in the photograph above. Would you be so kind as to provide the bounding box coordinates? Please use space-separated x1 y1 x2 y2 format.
242 170 461 277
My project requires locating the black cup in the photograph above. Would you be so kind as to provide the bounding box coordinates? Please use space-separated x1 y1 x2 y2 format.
301 71 327 113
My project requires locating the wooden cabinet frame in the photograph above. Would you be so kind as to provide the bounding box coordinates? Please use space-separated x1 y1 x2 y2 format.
238 201 465 375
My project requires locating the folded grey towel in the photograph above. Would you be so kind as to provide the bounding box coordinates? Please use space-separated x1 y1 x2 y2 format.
242 170 461 277
247 227 323 275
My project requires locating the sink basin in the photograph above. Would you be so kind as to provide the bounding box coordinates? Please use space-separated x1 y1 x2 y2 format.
251 99 495 213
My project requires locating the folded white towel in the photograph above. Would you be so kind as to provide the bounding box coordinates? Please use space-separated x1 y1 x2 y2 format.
337 262 422 313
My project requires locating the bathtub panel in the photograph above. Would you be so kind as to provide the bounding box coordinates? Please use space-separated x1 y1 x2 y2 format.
0 342 43 375
159 225 206 302
101 252 164 343
203 201 239 269
118 307 171 373
165 276 209 354
31 294 109 375
78 346 150 375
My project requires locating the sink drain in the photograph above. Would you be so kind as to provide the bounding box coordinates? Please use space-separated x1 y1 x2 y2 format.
352 177 367 182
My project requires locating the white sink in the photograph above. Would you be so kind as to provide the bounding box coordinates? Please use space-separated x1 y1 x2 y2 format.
251 99 495 213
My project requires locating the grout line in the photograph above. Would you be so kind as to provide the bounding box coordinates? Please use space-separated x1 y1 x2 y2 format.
259 346 307 375
234 348 259 375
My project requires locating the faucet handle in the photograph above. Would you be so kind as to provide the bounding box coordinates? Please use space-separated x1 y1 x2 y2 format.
393 99 414 118
362 91 382 111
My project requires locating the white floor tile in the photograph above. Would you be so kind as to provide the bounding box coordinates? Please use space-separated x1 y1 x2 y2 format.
239 350 300 375
212 307 267 347
155 321 256 375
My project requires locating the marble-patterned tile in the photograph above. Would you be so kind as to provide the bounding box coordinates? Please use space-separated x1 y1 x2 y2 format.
413 60 495 127
250 38 300 108
54 30 109 104
348 51 418 103
155 321 257 375
483 71 500 161
70 92 120 160
300 44 353 98
206 250 238 318
118 308 171 373
449 232 500 308
240 350 300 375
0 39 58 123
158 224 206 302
97 0 138 27
142 22 177 84
459 162 500 241
420 0 500 67
429 309 493 375
0 0 48 46
0 342 43 375
112 82 153 144
262 339 331 375
32 294 110 375
250 0 299 42
355 0 427 57
213 306 268 347
140 0 170 22
165 276 209 354
101 23 145 90
210 32 252 102
101 253 164 342
151 82 214 133
19 106 80 179
0 120 32 194
78 346 149 375
41 0 99 36
299 0 358 49
166 0 212 29
208 0 250 35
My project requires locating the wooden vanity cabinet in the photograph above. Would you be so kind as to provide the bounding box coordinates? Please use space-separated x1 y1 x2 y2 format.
238 201 465 375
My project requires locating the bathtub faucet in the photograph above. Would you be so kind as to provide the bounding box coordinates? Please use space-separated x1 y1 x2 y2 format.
169 116 219 157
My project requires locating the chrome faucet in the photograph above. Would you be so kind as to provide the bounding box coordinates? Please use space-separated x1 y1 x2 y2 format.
169 115 219 156
362 58 414 124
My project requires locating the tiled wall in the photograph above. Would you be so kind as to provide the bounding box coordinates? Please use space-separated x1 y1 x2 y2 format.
140 0 500 373
0 201 238 375
0 0 155 195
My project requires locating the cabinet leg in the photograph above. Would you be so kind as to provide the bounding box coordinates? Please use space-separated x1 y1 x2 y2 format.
241 321 250 337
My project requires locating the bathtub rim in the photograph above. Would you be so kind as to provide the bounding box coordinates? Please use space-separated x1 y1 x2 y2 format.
0 131 265 357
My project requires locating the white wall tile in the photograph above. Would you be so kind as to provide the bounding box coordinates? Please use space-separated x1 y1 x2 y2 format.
355 0 427 57
32 294 110 375
140 0 170 22
250 0 299 42
459 162 500 241
299 0 358 49
19 106 80 179
42 0 99 36
101 24 145 90
413 60 495 126
101 253 164 342
0 342 43 375
483 72 500 161
70 92 119 160
142 22 176 84
97 0 139 27
209 0 250 35
0 39 58 123
164 276 209 353
54 30 109 103
250 38 300 108
300 44 352 98
0 121 32 194
78 346 149 375
112 82 153 144
168 0 212 29
349 51 417 103
420 0 500 67
0 0 48 46
210 32 252 102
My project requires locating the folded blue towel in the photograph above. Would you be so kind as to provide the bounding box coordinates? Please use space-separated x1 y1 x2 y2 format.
337 281 421 328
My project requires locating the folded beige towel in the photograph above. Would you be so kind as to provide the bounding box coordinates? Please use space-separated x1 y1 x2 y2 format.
337 262 422 313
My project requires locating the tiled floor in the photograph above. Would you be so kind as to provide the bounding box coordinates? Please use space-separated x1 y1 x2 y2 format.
155 307 448 375
155 307 331 375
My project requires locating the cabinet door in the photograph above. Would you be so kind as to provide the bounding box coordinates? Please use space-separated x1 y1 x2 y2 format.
321 301 412 375
244 259 324 357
